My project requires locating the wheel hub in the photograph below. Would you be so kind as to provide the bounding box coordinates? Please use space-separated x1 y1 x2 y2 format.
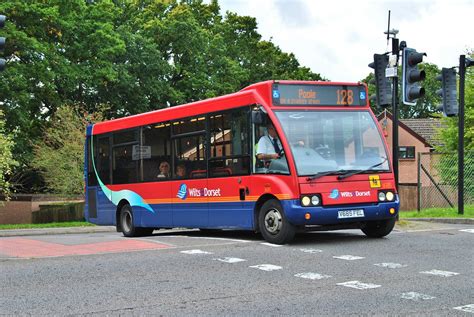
264 208 282 234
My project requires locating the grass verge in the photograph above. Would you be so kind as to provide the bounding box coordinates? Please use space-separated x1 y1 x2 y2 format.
0 222 95 230
399 205 474 218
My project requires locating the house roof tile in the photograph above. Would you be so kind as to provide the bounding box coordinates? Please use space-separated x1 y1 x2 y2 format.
400 118 445 147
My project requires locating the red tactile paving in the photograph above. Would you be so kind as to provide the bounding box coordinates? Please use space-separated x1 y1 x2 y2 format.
0 237 171 258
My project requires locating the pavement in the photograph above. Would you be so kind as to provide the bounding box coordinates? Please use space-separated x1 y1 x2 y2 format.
0 225 116 237
0 218 472 237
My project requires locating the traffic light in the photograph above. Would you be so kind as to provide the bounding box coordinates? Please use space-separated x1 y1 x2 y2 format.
402 47 426 105
368 53 392 108
437 68 458 116
0 15 5 72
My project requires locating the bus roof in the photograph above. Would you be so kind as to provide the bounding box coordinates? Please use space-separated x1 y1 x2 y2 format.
90 80 367 135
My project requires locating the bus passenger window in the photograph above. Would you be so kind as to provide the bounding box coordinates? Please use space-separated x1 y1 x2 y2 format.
173 134 206 179
142 123 171 182
209 107 251 177
96 136 111 184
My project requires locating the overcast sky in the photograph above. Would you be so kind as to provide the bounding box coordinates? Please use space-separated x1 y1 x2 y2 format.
216 0 474 82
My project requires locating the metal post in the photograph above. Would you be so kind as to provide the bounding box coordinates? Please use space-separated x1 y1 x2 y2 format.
417 152 421 212
458 55 465 215
392 38 400 189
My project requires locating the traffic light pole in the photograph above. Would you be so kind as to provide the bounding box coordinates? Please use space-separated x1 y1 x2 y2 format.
392 38 400 188
458 55 465 215
392 75 399 187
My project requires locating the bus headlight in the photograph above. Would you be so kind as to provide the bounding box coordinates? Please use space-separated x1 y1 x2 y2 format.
311 195 321 206
386 191 395 201
301 196 311 207
301 195 321 207
378 192 386 202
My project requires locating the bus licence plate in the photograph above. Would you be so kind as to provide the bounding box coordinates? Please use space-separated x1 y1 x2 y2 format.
338 209 365 219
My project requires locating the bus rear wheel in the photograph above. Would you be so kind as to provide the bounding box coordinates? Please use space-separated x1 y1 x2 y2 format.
258 199 295 244
360 218 396 238
119 204 153 237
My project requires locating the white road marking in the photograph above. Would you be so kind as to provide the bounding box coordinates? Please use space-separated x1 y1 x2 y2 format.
214 257 247 263
454 304 474 313
260 243 283 247
180 249 213 255
333 255 365 261
295 272 332 280
374 262 408 269
401 292 436 301
337 281 381 290
300 248 323 254
249 264 283 271
420 269 460 277
459 229 474 233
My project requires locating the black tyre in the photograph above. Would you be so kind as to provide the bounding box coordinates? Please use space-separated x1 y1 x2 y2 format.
258 199 295 244
361 218 396 238
119 204 153 237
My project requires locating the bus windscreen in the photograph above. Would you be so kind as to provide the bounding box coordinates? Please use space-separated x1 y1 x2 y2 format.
272 83 367 106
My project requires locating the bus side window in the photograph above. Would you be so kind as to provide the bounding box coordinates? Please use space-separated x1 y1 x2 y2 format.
172 117 206 179
209 107 251 177
87 136 98 186
142 123 171 182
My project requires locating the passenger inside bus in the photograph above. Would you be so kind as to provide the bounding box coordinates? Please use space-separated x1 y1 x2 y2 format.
157 161 170 178
175 164 186 179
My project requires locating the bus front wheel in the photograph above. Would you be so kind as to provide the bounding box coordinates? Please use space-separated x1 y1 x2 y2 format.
258 199 295 244
119 204 153 237
360 218 396 238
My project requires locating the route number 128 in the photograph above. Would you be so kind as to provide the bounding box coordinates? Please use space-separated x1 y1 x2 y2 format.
337 89 354 105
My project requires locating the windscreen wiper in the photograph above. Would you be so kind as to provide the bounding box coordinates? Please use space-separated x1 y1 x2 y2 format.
337 158 388 180
306 169 356 181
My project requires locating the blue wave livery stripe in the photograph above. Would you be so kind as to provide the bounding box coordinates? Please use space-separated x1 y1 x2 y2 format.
90 128 154 213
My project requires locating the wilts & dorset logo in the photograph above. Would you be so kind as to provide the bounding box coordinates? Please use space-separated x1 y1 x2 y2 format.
177 184 187 200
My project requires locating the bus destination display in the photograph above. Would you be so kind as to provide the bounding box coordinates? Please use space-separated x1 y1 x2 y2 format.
272 84 366 106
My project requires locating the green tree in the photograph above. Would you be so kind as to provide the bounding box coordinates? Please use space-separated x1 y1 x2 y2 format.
31 105 104 196
0 110 17 200
0 0 323 193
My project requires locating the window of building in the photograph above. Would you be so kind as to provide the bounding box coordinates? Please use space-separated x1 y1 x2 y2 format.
209 107 251 177
399 146 415 159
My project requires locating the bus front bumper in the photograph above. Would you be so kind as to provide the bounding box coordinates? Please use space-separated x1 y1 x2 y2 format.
281 197 399 226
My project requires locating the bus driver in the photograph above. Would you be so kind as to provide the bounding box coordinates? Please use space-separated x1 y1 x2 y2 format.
256 123 283 166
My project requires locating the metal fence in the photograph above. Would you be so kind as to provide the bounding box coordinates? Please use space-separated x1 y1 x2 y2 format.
418 151 474 210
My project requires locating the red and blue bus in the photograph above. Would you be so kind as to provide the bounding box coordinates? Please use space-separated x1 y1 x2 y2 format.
84 80 399 244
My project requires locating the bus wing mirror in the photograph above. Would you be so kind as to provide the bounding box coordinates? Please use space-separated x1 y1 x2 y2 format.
252 111 266 124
